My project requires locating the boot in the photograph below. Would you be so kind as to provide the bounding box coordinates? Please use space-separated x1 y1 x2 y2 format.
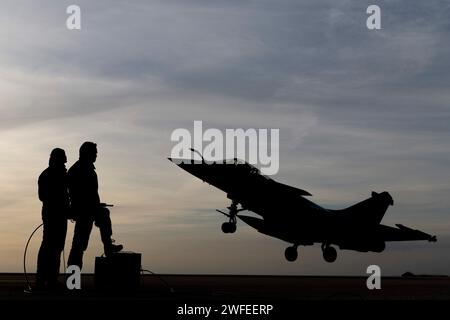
104 242 123 257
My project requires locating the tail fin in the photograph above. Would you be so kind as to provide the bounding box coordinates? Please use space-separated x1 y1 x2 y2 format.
343 191 394 225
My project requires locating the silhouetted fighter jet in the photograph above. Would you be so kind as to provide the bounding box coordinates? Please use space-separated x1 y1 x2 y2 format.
168 152 437 263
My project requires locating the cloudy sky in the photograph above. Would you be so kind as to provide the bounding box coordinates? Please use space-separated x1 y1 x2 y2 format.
0 0 449 275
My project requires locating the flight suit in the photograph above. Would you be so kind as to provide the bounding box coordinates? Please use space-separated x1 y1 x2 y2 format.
36 165 69 288
67 160 114 269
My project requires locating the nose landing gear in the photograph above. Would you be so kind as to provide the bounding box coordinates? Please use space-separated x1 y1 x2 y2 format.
217 200 244 234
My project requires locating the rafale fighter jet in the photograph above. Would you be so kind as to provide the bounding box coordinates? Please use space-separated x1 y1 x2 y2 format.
168 151 437 263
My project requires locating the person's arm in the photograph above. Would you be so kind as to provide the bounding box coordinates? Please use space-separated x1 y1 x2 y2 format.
38 172 48 202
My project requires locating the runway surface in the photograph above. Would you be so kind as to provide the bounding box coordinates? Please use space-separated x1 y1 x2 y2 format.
0 273 449 301
0 273 447 318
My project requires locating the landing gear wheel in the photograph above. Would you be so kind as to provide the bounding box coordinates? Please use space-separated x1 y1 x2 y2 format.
221 222 236 234
323 246 337 263
284 246 298 262
221 222 230 233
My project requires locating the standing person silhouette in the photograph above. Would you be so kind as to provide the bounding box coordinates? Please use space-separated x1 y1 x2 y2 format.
36 148 69 290
67 142 123 269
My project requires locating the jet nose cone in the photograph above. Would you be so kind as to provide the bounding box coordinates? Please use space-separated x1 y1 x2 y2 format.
168 157 185 165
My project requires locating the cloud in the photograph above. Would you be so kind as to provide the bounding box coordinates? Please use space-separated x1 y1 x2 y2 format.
0 0 448 274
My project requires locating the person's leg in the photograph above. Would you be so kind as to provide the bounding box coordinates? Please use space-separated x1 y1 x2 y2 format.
94 207 112 244
36 221 50 289
94 207 123 255
47 219 67 287
68 216 93 270
36 247 46 287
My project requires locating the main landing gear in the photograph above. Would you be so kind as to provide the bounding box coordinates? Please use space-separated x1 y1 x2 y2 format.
321 243 337 263
283 244 337 263
284 245 298 262
217 200 244 234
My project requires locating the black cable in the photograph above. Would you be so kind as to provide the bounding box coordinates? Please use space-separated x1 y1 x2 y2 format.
141 268 175 293
62 250 66 274
23 223 43 293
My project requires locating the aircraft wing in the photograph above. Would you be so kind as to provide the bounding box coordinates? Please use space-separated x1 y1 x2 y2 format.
379 224 437 242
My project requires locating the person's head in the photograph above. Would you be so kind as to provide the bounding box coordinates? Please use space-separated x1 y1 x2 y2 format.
79 141 97 163
49 148 67 167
